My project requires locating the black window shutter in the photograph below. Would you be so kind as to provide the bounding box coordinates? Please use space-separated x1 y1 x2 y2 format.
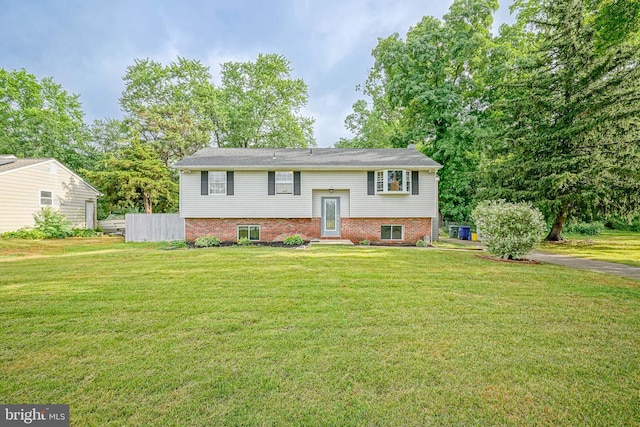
367 171 375 195
268 171 275 195
293 171 301 195
226 171 234 195
201 171 208 195
411 171 419 195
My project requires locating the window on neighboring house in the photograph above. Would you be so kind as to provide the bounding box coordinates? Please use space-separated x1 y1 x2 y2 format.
275 171 293 194
238 225 260 241
40 190 53 206
381 225 403 240
375 170 411 193
209 171 226 195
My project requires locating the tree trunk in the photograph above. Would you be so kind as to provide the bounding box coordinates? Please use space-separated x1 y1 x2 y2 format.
546 207 569 241
143 193 153 214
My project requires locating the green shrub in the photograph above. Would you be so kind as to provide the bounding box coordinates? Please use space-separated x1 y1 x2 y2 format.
606 216 640 232
194 236 222 248
164 240 187 249
34 207 72 238
70 228 99 237
416 239 427 247
237 237 253 246
283 235 304 246
471 200 546 260
359 239 371 246
1 228 46 239
564 221 604 236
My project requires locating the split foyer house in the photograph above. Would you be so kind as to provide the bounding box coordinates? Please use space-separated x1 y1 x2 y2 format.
174 146 441 244
0 155 101 233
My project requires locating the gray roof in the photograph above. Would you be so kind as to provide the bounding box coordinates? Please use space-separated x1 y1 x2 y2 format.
0 158 52 174
173 147 442 170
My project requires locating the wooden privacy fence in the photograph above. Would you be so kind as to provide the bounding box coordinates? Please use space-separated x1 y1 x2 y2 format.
125 213 185 242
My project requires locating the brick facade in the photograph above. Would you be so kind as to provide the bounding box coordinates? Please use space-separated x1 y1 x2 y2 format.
185 217 432 244
342 217 431 244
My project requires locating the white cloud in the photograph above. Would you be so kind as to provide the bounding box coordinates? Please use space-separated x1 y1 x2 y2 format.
295 0 452 70
305 91 359 147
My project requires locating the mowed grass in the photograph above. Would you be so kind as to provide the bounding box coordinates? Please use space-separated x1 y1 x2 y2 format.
539 230 640 267
1 239 639 426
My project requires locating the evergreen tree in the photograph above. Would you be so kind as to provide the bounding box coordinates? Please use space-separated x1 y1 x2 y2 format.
484 0 640 240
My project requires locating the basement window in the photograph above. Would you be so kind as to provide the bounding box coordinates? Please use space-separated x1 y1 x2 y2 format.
381 225 403 240
238 225 260 241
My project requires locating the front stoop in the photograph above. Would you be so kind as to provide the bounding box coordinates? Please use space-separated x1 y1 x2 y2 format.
310 239 355 246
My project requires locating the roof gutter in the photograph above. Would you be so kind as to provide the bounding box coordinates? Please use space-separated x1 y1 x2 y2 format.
173 164 443 171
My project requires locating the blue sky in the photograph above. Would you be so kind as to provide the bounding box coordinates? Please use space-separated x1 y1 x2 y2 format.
0 0 514 147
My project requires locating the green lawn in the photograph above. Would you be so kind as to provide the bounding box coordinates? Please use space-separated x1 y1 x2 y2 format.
538 230 640 267
1 239 639 426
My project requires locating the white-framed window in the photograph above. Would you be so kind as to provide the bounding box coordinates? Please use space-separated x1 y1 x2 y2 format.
376 170 410 193
275 171 293 194
209 171 226 195
381 225 403 240
238 225 260 241
40 190 54 206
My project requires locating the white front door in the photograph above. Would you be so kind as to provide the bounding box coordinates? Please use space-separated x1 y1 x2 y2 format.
85 201 95 229
321 197 340 237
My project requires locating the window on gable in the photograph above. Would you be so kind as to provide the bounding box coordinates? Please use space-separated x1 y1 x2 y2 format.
275 171 293 194
238 225 260 241
375 170 411 194
40 191 53 206
209 171 226 195
381 225 403 240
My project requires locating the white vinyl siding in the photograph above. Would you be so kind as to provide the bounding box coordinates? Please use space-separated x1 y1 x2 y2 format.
179 170 438 219
312 190 350 218
0 160 100 232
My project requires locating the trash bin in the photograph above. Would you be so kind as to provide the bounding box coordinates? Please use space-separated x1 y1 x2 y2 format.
458 226 471 240
448 225 459 238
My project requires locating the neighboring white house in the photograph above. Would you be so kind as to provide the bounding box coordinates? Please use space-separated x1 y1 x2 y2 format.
173 146 442 244
0 155 101 233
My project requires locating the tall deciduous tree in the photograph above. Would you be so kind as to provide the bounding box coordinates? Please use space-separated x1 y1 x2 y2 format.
120 57 219 166
89 118 129 155
484 0 640 240
83 141 178 214
215 53 315 148
339 0 498 221
0 68 92 170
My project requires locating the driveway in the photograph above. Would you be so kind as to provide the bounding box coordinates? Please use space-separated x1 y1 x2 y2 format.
530 252 640 281
438 238 640 281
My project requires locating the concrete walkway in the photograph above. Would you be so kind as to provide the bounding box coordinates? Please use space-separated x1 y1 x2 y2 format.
438 238 640 281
